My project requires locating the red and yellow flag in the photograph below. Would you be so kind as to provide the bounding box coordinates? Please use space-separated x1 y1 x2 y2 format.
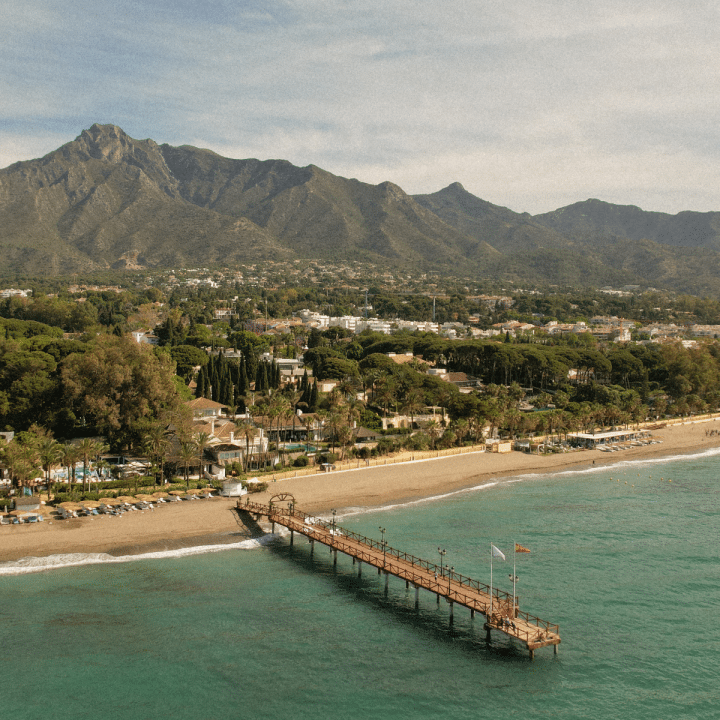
515 543 531 554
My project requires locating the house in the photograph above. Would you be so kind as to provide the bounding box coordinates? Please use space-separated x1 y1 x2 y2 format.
355 427 381 444
208 443 244 465
185 397 227 418
130 330 159 345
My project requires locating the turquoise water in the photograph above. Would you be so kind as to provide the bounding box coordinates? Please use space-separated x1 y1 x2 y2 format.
2 450 719 720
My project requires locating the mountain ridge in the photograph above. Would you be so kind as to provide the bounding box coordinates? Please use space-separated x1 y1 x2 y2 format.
3 123 720 293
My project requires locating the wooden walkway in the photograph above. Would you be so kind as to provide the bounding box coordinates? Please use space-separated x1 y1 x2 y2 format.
238 497 560 658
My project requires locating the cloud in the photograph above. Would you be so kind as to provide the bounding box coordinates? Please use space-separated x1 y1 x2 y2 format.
3 1 720 214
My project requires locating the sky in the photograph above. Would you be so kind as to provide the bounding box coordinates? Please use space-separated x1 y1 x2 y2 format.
2 0 719 215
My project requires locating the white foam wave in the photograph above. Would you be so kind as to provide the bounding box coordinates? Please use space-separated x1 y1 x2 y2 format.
0 533 278 576
316 445 720 520
546 445 720 477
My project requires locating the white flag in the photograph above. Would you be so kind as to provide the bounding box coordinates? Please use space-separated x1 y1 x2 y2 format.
491 544 506 561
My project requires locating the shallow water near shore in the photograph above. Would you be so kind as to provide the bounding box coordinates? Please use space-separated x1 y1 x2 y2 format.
2 451 719 720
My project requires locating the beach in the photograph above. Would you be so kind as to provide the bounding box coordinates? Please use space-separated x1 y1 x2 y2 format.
2 418 719 563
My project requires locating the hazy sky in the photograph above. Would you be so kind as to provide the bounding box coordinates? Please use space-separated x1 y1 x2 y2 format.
2 0 719 214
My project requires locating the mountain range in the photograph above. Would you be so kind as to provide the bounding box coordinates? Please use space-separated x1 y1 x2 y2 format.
2 123 720 294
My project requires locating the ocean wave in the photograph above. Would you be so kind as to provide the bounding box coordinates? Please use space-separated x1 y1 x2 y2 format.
547 444 720 476
320 445 720 520
0 534 278 576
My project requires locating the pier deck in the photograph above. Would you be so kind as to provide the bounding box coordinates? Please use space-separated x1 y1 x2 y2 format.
239 497 560 658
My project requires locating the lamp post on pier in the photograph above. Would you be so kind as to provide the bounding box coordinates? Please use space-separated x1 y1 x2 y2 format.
438 547 446 580
331 509 336 535
379 526 387 567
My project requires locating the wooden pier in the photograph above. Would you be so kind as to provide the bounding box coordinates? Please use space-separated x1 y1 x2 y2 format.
238 495 560 659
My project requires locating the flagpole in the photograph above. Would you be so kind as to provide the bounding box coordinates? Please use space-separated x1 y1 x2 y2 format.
489 542 493 621
513 541 517 617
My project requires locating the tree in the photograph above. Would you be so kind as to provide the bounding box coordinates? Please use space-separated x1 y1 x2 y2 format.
178 440 198 489
2 435 41 494
60 442 81 487
189 430 211 479
236 421 257 472
62 335 182 448
400 388 424 429
74 437 107 493
37 436 63 499
425 419 442 450
138 420 172 485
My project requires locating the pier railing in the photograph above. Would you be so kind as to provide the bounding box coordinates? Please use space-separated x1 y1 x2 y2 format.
242 499 559 642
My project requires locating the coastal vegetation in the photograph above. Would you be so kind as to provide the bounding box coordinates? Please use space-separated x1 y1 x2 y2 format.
4 262 720 503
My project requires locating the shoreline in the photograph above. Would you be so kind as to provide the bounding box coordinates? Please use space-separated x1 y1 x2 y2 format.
2 419 720 564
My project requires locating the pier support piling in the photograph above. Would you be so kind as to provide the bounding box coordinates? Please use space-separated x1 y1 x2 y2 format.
333 549 337 567
358 561 362 578
449 602 454 626
415 585 419 609
384 572 389 594
310 539 314 557
290 530 294 547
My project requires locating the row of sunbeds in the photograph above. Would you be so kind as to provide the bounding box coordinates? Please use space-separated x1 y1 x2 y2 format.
55 491 219 519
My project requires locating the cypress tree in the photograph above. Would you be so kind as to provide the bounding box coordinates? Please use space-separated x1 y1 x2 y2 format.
309 381 318 411
261 361 269 393
196 366 206 398
246 352 258 388
210 365 220 401
238 357 248 396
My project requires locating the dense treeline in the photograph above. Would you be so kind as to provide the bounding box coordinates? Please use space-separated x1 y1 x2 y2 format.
300 326 720 423
0 319 182 447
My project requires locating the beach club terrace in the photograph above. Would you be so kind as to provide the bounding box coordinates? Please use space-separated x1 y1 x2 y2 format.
567 429 651 449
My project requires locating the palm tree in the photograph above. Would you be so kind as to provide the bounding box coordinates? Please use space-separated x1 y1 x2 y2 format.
38 437 63 500
75 438 99 493
452 418 469 447
193 431 212 479
375 377 396 417
235 421 257 472
302 414 315 454
60 443 81 488
2 440 41 495
178 440 198 489
140 424 172 486
401 388 424 430
425 419 442 450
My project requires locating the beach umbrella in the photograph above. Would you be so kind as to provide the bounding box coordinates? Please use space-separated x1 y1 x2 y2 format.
169 490 187 496
135 494 156 502
104 498 126 507
151 492 169 499
80 500 101 508
116 495 136 503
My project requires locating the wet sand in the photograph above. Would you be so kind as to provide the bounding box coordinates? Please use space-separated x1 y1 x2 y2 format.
2 419 719 563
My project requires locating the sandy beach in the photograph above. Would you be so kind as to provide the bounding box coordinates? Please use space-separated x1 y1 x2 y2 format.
2 418 719 563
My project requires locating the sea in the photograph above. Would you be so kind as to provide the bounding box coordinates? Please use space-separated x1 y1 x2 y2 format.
2 448 718 720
